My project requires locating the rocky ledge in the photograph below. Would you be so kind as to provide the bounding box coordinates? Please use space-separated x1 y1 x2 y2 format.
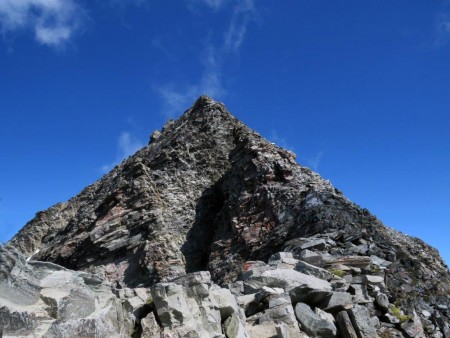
1 242 448 337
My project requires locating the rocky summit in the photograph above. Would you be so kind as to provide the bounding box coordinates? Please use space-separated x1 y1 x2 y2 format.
2 96 450 337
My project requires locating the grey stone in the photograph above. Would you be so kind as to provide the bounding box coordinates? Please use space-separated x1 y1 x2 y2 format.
314 307 335 325
348 305 378 338
336 311 358 338
330 279 349 292
229 281 244 296
224 312 249 338
375 293 389 313
401 311 426 338
363 275 384 285
300 250 323 267
211 286 241 319
150 274 242 337
245 269 332 305
349 284 371 304
241 261 271 281
378 326 406 337
269 252 295 262
264 293 297 325
370 255 392 268
140 312 161 338
294 302 336 338
295 261 335 281
276 322 290 338
0 246 134 338
384 313 401 324
323 256 371 269
319 292 353 312
422 310 432 318
300 239 327 251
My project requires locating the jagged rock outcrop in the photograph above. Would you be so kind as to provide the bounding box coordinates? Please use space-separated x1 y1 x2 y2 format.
4 96 450 337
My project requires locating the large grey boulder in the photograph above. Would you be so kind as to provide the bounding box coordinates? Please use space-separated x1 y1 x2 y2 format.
401 311 426 338
295 302 336 338
348 305 378 338
299 250 323 267
375 293 389 313
294 261 335 281
247 269 332 305
263 293 297 325
224 312 249 338
319 292 353 313
336 311 358 338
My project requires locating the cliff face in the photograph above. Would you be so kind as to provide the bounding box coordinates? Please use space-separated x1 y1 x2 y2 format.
6 96 450 337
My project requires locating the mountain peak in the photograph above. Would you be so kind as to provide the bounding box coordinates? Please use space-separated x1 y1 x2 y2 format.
192 94 217 108
7 98 450 337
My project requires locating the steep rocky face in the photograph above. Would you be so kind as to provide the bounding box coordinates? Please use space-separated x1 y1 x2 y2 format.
8 96 450 337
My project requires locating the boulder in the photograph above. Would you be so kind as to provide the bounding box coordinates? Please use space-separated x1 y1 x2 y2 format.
295 261 335 281
248 269 332 305
315 307 335 324
401 311 426 338
294 302 336 338
140 312 161 338
323 256 371 269
349 284 371 304
370 255 391 268
319 292 353 313
375 293 389 313
300 250 323 267
275 323 290 338
263 293 297 325
269 252 295 263
224 312 250 338
285 238 327 252
336 311 358 338
348 305 378 338
211 286 241 319
241 261 271 281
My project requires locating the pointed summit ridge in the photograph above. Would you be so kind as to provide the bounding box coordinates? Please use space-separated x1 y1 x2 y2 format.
8 98 450 337
192 94 217 109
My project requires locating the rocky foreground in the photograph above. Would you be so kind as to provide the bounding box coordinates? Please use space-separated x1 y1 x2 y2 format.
2 96 450 337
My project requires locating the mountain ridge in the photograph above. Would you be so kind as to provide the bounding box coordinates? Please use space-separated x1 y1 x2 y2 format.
4 96 450 337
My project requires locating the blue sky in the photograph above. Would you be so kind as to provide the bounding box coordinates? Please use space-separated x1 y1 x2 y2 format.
0 1 449 264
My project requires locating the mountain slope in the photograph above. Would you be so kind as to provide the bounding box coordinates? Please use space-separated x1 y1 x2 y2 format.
9 96 450 337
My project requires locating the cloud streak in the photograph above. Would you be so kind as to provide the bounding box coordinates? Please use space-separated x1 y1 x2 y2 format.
156 44 226 117
306 151 323 171
0 0 86 47
100 132 144 173
224 0 256 53
435 13 450 46
190 0 228 11
156 0 257 115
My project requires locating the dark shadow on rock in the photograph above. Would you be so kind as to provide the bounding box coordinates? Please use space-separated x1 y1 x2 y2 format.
181 184 224 273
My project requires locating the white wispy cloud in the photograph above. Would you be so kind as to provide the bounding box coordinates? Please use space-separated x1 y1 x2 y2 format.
0 0 85 47
435 13 450 46
270 129 291 150
156 0 257 114
157 45 226 117
306 151 323 171
224 0 256 53
100 132 144 173
189 0 228 11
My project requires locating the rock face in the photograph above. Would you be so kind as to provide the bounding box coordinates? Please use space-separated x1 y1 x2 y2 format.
4 96 450 337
